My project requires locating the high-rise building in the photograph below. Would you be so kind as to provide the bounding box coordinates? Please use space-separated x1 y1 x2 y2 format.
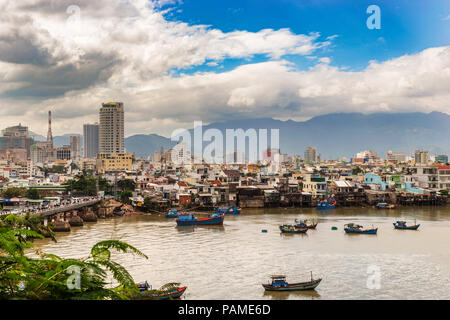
69 135 81 160
414 150 429 165
83 123 99 159
304 146 318 163
99 102 124 154
0 124 34 160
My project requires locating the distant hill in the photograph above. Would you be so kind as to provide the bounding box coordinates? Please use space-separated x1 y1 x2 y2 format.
22 112 450 159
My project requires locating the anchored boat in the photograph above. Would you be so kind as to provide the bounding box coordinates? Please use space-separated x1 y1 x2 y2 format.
262 274 321 291
279 225 308 234
166 209 180 218
294 219 318 229
376 202 395 209
216 206 241 215
344 223 378 234
176 213 224 226
393 220 420 230
316 198 336 210
136 281 187 300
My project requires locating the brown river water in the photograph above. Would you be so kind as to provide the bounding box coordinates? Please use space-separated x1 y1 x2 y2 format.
30 207 450 300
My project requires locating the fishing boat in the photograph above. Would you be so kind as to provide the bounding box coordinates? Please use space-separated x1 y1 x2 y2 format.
393 220 420 230
294 219 318 229
216 206 241 215
344 223 378 234
166 209 180 218
176 213 224 226
376 202 395 209
136 281 187 300
279 225 308 234
262 274 321 291
316 198 336 210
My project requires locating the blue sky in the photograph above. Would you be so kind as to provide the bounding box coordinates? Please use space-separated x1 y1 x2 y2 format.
166 0 450 72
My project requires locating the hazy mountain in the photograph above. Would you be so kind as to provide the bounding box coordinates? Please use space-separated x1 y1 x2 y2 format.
24 112 450 159
124 134 176 158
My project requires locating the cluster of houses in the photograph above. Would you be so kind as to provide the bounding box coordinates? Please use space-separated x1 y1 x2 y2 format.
1 151 449 211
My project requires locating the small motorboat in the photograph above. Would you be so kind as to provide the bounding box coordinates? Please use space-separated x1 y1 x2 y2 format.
393 220 420 230
294 219 318 229
316 198 336 210
176 213 224 226
262 274 321 291
376 203 395 209
279 225 308 234
216 206 241 215
135 281 187 300
166 209 180 218
344 223 378 234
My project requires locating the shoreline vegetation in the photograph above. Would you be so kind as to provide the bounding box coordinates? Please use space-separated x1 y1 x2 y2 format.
0 213 174 300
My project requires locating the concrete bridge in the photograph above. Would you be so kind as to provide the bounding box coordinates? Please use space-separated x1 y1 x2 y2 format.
42 199 101 217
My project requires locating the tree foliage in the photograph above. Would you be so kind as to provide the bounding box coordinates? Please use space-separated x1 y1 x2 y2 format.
0 214 150 300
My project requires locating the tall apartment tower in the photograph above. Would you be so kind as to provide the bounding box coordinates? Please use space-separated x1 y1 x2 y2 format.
69 135 81 160
414 150 429 165
99 102 124 154
83 123 99 158
304 146 318 163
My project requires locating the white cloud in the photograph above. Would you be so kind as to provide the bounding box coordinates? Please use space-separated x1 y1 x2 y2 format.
0 0 448 138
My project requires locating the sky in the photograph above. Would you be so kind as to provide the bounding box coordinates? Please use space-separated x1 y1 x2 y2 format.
0 0 449 137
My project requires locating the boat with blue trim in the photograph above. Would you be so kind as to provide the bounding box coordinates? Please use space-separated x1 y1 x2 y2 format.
262 274 321 291
176 213 224 226
344 223 377 234
376 202 395 209
216 206 241 215
294 219 318 229
136 281 187 300
316 198 336 210
166 209 180 218
279 225 308 234
393 220 420 230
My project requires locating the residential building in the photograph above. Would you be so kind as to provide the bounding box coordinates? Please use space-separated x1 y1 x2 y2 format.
83 123 99 159
70 135 81 160
304 146 318 163
435 154 448 164
414 150 429 165
96 153 133 173
99 102 125 154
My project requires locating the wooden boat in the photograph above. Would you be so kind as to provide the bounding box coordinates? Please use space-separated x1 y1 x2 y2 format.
295 219 318 229
166 209 180 218
376 202 395 209
262 274 321 291
393 220 420 230
216 206 241 215
136 281 187 300
176 213 224 226
316 199 336 210
344 223 378 234
279 225 308 234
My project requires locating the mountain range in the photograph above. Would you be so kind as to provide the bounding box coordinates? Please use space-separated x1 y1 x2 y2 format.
27 112 450 159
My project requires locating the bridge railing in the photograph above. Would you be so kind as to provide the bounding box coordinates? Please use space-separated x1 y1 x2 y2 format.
42 200 101 217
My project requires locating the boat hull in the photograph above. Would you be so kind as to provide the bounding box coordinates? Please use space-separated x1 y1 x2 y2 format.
176 216 224 226
262 279 321 291
344 228 378 234
394 224 420 230
279 226 308 234
143 287 187 300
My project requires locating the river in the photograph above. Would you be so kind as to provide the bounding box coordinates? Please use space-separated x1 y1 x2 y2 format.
30 207 450 300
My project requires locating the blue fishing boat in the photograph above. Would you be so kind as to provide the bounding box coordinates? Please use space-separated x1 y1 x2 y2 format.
176 213 224 226
216 206 241 215
294 219 318 229
393 220 420 230
279 225 308 234
344 223 377 234
376 202 395 209
316 198 336 210
262 274 321 291
166 209 179 218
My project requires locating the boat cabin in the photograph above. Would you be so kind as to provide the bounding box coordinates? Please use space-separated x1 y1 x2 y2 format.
177 214 196 221
345 223 363 229
270 275 288 287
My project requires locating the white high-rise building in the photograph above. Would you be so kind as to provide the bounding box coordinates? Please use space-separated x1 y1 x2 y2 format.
99 102 124 154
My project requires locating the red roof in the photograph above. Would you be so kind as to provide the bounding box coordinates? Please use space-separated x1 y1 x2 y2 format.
438 166 450 170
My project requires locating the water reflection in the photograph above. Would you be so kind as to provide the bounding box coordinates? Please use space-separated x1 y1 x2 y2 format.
263 290 322 300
